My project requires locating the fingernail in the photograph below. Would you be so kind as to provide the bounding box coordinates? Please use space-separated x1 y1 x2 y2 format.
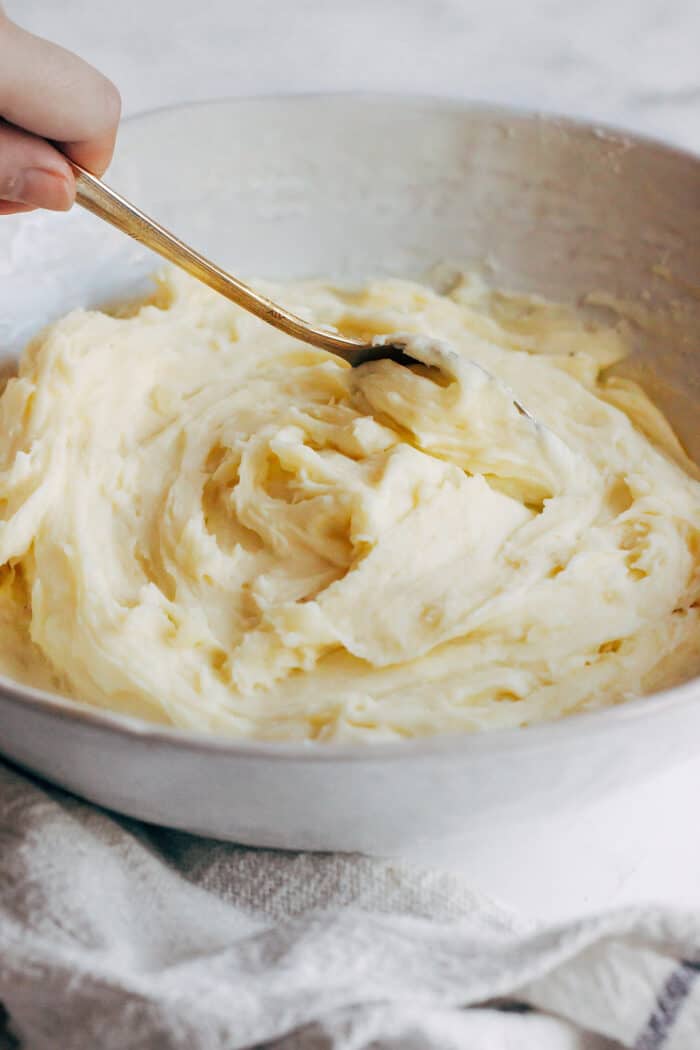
7 168 75 211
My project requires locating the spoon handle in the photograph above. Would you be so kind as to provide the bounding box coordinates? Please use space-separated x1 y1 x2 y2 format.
70 161 367 361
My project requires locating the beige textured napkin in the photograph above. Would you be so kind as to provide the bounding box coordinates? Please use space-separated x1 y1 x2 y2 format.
0 758 699 1049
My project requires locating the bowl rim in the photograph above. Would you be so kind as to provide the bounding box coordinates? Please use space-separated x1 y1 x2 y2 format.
120 91 700 165
2 92 699 764
2 666 700 762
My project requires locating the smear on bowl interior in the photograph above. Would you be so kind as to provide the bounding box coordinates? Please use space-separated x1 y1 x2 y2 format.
0 270 699 741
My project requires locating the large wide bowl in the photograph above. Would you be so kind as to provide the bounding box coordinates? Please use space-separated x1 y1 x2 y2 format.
1 97 699 914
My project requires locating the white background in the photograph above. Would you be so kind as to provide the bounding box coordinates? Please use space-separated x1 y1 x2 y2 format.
6 0 700 153
3 0 700 918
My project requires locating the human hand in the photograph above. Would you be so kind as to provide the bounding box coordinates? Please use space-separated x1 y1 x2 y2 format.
0 9 120 215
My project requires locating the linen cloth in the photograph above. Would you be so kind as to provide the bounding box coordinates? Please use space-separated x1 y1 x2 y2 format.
0 760 698 1050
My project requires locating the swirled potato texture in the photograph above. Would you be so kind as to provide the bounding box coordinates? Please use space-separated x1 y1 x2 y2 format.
1 271 699 740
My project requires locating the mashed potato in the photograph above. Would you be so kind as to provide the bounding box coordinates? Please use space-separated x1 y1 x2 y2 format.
1 270 699 741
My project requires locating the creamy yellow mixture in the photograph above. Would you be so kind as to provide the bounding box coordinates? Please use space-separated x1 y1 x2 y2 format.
1 270 699 741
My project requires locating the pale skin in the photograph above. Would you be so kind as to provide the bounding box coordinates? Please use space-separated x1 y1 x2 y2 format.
0 8 120 215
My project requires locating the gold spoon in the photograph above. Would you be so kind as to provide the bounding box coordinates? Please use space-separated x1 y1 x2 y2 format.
69 160 532 418
70 161 410 368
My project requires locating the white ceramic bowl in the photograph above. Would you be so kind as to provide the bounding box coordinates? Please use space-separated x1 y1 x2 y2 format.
1 97 699 891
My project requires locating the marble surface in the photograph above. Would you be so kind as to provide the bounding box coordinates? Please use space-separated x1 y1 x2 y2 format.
7 0 700 154
3 0 700 919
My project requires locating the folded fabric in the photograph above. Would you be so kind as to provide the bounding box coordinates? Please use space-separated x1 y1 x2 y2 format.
0 759 698 1050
